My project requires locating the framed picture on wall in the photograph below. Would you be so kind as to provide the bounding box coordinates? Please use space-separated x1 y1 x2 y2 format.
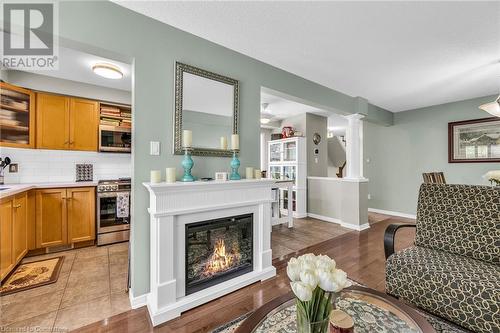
448 117 500 163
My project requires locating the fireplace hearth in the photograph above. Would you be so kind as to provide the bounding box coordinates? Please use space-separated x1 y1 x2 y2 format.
185 214 253 295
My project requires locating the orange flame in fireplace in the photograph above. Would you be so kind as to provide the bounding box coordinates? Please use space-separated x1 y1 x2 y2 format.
206 239 235 274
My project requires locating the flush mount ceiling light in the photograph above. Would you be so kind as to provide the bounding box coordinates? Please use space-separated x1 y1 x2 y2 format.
479 95 500 117
92 62 123 79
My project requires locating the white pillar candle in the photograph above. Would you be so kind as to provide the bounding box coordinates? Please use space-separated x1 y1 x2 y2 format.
220 136 228 150
150 170 161 183
231 134 239 150
254 169 262 179
165 167 176 183
246 167 254 179
182 130 193 148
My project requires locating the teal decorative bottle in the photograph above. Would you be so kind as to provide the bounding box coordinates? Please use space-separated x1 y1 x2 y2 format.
230 150 241 180
182 149 195 182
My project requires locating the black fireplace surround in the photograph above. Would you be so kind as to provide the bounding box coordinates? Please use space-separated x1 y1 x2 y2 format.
185 213 253 295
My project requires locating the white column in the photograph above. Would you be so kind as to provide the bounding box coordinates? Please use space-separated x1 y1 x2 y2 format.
344 114 365 180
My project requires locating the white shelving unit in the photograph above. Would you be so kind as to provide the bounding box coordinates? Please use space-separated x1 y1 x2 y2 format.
268 137 307 219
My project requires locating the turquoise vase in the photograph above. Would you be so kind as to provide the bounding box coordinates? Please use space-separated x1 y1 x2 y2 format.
230 151 241 180
182 149 195 182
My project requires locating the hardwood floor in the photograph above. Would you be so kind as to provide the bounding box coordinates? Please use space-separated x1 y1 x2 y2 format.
74 215 416 333
272 217 352 259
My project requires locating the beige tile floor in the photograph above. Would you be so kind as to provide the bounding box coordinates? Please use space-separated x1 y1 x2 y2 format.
0 242 130 332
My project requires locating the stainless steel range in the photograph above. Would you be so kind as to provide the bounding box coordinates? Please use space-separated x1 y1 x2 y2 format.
97 178 131 246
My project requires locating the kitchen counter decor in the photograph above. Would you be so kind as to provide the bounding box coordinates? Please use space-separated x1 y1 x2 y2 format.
287 254 351 333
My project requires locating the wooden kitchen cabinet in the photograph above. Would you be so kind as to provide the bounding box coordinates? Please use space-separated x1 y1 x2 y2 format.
36 93 69 150
36 187 95 248
0 82 35 148
69 98 99 151
67 187 95 243
0 192 28 281
36 93 98 151
0 198 14 280
12 192 28 263
36 188 68 248
27 191 36 250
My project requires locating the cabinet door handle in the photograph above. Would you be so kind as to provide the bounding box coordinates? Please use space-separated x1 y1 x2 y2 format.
69 141 74 145
66 197 72 201
64 141 69 144
13 204 21 208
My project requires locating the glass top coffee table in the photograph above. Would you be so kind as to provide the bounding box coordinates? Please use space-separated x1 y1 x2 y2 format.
235 286 436 333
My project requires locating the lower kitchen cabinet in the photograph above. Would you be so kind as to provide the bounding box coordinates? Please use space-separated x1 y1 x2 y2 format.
67 187 95 243
1 187 95 281
36 187 95 248
0 198 15 280
13 192 28 263
0 186 95 281
36 189 68 248
0 192 28 281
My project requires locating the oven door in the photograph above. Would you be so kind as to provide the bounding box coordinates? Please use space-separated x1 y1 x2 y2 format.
97 192 130 233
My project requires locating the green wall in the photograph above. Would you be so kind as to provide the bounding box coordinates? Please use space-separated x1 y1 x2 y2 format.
306 114 328 177
364 95 499 215
55 1 392 296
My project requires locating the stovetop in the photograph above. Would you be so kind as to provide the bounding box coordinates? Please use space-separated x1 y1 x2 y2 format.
97 178 131 192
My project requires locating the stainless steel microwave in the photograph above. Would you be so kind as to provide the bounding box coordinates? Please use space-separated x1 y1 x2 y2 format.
99 125 131 153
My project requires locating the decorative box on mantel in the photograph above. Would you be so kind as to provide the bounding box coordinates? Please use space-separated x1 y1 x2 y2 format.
143 179 277 326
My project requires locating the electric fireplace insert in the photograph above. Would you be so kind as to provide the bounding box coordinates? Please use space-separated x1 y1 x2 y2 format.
185 213 253 295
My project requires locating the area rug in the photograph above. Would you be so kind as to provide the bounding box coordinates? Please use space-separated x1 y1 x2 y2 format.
211 280 471 333
0 257 64 296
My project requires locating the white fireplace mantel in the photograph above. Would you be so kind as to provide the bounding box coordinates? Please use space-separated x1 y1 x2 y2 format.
143 179 277 326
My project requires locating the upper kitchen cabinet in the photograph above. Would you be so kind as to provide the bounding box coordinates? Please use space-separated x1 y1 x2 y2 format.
0 82 35 148
36 93 69 150
36 92 99 151
70 98 99 151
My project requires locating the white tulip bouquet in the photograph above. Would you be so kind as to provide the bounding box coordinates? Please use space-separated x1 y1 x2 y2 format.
483 170 500 186
287 254 351 333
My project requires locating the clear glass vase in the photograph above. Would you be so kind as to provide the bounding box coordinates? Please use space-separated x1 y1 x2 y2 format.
296 303 330 333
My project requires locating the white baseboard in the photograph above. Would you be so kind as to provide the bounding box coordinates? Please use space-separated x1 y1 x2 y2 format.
129 289 148 309
368 208 416 220
307 213 370 231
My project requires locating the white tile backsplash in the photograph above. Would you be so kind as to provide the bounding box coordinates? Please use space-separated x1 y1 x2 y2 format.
0 147 131 183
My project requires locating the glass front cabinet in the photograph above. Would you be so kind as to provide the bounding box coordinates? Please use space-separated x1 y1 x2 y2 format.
0 82 35 148
267 137 307 218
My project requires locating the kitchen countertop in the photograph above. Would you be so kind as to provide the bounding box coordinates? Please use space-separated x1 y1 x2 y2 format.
0 181 98 198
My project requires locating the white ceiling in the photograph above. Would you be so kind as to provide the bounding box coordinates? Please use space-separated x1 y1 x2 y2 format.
115 1 500 112
9 47 132 91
